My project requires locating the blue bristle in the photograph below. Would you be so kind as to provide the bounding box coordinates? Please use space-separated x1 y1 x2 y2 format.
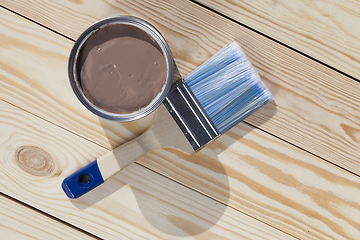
184 41 273 134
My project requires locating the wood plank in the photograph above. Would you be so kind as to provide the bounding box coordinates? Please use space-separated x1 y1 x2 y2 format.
2 91 360 239
0 194 98 240
0 5 153 149
0 100 293 240
141 126 360 240
1 0 360 176
0 3 360 240
195 0 360 80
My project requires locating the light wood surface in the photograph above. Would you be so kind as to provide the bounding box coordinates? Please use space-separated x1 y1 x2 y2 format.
142 125 360 240
0 194 97 240
98 104 194 181
0 99 293 239
1 0 360 177
0 0 359 239
0 3 153 150
197 0 360 81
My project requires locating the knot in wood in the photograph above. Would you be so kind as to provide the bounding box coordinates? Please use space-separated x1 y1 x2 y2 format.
15 146 54 176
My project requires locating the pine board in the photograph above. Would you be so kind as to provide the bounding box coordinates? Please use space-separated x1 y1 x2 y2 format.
0 194 97 240
0 4 155 150
140 124 360 240
0 1 359 240
1 0 360 176
0 100 293 239
196 0 360 80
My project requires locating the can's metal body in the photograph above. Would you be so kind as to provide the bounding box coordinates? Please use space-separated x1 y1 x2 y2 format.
68 16 174 121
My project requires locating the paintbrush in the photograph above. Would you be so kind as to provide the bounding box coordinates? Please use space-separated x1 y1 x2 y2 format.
62 41 273 198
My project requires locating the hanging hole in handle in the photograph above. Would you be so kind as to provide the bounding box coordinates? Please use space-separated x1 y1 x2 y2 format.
78 173 93 187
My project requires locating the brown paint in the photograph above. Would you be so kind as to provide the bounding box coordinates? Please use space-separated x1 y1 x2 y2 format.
15 146 54 176
77 24 167 114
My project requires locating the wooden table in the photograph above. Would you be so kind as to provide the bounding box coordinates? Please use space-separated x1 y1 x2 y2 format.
1 1 359 239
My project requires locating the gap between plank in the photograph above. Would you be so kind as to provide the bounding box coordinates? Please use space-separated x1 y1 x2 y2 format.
136 162 300 240
245 121 360 179
0 192 103 240
1 99 110 151
0 4 357 237
1 0 359 196
1 96 298 238
0 1 352 173
3 0 360 86
1 0 359 187
189 0 360 84
0 5 75 42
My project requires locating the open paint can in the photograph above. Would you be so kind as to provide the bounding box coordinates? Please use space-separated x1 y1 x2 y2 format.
68 16 174 121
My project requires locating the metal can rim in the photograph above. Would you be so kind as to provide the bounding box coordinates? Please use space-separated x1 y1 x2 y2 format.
68 16 174 122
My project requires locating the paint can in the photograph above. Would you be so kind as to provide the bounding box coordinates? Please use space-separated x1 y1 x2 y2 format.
68 16 174 121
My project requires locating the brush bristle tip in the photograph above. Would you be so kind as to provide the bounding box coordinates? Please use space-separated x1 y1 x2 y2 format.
184 41 273 134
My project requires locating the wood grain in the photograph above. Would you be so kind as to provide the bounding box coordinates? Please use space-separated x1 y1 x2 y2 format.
97 104 194 181
0 6 153 149
1 0 360 177
0 194 97 240
0 100 293 240
141 125 360 240
196 0 360 80
2 89 360 239
0 2 360 240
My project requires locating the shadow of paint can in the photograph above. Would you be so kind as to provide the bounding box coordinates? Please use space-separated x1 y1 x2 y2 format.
68 16 174 122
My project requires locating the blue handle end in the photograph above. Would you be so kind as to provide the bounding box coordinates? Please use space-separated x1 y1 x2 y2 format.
62 160 104 199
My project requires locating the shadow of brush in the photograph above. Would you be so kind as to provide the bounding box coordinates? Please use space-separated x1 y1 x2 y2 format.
129 149 231 237
69 146 231 237
131 147 231 236
131 117 260 237
68 104 272 236
68 43 278 236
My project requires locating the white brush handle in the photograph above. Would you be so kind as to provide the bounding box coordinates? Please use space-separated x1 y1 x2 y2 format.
62 104 194 198
97 129 159 180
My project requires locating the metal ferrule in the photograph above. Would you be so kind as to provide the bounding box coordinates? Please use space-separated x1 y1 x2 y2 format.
163 82 220 151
